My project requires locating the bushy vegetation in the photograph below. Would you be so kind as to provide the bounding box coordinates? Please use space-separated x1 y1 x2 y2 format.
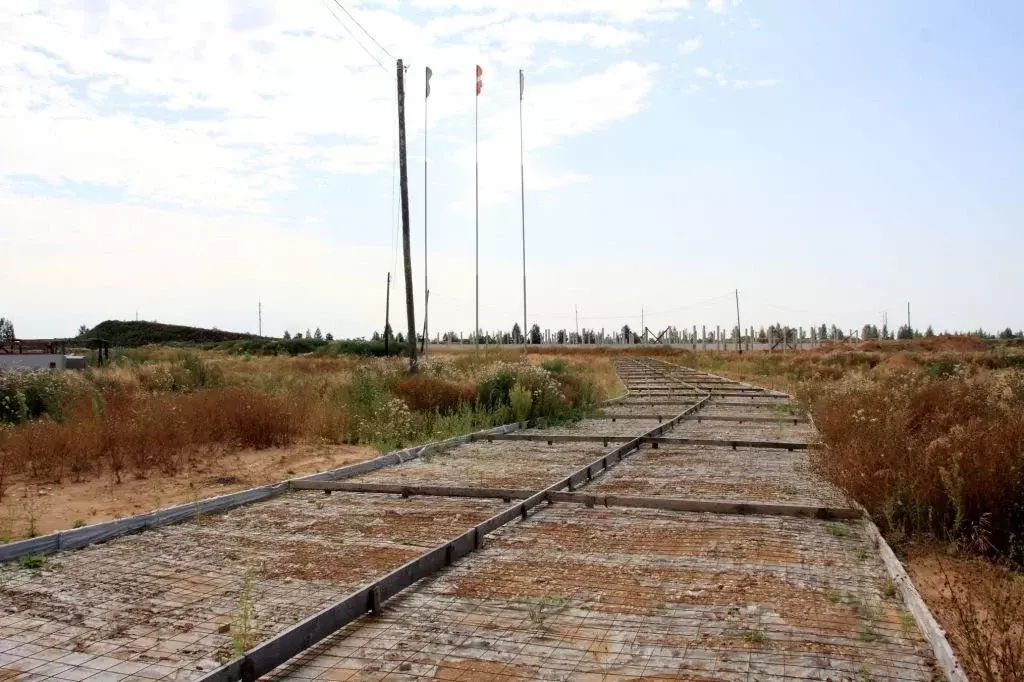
809 370 1024 562
0 348 602 499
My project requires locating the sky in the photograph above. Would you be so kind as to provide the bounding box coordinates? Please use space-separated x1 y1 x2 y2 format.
1 0 1022 340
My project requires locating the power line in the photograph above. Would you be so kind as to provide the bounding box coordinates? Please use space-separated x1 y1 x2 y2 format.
328 0 395 62
318 0 390 72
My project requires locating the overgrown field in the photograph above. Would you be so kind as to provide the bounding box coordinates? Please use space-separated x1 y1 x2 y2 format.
0 348 607 496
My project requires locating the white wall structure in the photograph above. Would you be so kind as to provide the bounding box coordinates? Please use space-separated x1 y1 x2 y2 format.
0 354 66 371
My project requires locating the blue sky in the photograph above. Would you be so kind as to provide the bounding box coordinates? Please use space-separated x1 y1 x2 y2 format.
0 0 1021 339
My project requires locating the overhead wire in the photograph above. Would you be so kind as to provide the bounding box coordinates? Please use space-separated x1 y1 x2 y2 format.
318 0 390 72
327 0 395 62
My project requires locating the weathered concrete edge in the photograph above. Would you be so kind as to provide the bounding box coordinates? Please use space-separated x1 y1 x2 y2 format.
863 519 966 682
0 418 538 564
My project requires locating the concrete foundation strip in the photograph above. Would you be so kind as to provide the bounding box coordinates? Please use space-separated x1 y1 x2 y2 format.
0 418 541 564
199 362 711 682
0 364 641 565
656 359 967 682
864 520 967 682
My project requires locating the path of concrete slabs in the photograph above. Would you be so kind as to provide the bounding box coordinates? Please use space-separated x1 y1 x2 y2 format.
0 359 963 681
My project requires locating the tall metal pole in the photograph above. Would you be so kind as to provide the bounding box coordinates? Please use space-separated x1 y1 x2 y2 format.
734 289 742 353
474 70 480 352
519 69 527 351
907 301 911 336
422 72 428 357
396 59 418 373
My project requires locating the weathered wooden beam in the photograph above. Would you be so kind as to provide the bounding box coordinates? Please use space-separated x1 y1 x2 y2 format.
642 436 811 451
290 481 536 500
548 492 862 520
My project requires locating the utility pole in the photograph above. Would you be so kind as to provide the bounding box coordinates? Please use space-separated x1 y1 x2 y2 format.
575 304 579 343
384 272 391 355
258 300 262 337
396 59 418 373
423 66 431 358
907 301 911 336
519 69 528 351
475 65 482 352
734 289 742 353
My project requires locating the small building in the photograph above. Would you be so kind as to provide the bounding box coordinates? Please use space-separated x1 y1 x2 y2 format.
0 354 68 371
0 338 109 371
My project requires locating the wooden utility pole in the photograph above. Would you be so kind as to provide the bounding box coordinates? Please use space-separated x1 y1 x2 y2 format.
396 59 418 373
384 272 391 355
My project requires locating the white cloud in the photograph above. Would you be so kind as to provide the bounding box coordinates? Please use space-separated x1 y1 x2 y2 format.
410 0 692 23
694 66 713 78
679 34 703 54
707 0 727 13
0 0 666 215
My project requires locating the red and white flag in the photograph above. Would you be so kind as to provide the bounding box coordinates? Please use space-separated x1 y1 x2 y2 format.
475 65 483 96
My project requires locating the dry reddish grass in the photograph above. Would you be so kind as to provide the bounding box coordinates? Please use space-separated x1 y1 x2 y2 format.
0 387 303 488
394 375 477 414
807 371 1024 560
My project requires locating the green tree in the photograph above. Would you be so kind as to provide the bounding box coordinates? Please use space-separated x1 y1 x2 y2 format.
818 323 828 340
282 330 291 340
925 325 935 338
77 324 91 338
861 324 879 340
897 324 914 340
511 322 523 344
313 327 323 341
325 332 334 342
999 327 1015 339
529 324 542 345
0 317 14 343
556 329 567 344
621 324 632 344
294 332 303 339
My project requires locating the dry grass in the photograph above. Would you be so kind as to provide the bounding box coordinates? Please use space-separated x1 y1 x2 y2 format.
0 388 302 487
0 347 604 496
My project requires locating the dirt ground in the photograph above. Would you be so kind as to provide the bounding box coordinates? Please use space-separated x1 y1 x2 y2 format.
0 443 376 539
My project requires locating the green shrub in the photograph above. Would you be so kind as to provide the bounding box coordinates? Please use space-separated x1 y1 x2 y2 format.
510 382 533 422
540 358 567 374
0 371 70 425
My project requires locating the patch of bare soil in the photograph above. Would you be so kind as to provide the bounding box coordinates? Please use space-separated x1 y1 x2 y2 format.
0 443 376 538
907 545 1024 680
261 541 420 582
